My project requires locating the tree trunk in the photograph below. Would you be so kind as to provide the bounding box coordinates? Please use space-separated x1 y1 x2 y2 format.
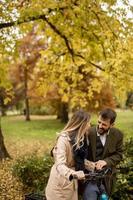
57 102 69 123
0 122 11 160
0 97 6 116
1 106 6 116
24 67 30 121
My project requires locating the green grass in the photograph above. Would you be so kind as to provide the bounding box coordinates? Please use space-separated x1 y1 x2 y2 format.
1 116 64 141
115 110 133 139
1 109 133 142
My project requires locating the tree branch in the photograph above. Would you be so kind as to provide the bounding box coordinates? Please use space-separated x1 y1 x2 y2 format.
0 14 74 57
41 15 74 56
88 61 105 71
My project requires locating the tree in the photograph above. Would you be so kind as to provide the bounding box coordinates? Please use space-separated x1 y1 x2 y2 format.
8 27 47 120
0 125 11 160
0 88 8 116
0 54 11 159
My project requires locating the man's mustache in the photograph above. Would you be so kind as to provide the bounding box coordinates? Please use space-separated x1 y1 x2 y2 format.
98 127 105 131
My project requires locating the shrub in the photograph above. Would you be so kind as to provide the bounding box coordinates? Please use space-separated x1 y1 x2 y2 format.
29 106 55 115
112 138 133 200
12 153 53 194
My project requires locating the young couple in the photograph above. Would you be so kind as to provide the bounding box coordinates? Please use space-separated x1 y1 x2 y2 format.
45 108 123 200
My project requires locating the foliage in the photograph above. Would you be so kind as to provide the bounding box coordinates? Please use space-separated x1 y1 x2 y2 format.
12 153 53 193
85 81 116 112
0 54 13 106
111 138 133 200
0 0 133 110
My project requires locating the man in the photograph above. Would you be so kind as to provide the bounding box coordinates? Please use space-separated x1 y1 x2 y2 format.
83 108 123 200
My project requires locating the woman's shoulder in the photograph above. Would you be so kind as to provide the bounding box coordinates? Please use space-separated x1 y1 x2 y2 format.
57 131 71 141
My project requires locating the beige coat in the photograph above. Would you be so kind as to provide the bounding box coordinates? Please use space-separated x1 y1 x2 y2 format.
45 133 79 200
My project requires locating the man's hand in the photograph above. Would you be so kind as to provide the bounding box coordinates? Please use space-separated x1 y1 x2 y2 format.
84 159 95 172
95 160 107 170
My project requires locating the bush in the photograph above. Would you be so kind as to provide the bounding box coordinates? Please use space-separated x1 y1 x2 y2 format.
12 153 53 194
112 138 133 200
29 106 55 115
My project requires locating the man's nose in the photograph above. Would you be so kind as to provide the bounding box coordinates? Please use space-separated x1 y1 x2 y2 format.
99 124 103 129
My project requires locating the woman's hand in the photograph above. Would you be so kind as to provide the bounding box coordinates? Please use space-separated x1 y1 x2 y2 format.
70 171 85 180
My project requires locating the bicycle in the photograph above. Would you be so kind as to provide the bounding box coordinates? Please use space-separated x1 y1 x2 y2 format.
72 168 112 200
85 168 112 200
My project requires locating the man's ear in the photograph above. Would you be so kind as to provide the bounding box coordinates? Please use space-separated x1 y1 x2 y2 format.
110 123 114 128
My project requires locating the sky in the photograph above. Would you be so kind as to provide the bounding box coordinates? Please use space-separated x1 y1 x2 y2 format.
117 0 133 19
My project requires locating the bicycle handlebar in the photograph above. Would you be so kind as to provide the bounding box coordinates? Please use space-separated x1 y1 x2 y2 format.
70 168 112 180
84 168 112 180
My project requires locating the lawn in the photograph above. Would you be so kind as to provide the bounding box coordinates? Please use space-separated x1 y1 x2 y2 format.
1 109 133 157
2 110 133 141
1 115 64 141
1 115 64 157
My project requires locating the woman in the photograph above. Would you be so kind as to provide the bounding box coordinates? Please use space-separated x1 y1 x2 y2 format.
45 110 91 200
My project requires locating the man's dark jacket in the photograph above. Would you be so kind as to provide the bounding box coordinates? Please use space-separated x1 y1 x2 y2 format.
87 126 123 195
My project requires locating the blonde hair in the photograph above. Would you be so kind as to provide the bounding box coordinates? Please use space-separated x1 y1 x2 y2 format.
62 109 91 149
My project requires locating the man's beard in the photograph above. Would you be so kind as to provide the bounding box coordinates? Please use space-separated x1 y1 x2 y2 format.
97 126 110 135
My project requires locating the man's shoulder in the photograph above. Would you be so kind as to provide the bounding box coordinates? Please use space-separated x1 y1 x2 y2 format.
110 127 123 137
